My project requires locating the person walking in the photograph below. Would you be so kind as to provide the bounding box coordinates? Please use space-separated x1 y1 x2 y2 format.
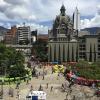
17 90 20 100
30 85 33 91
26 79 29 84
38 84 43 91
50 86 53 92
16 82 19 89
9 87 14 97
46 83 48 89
42 74 44 80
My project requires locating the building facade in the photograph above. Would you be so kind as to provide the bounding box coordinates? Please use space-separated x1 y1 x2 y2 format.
48 5 99 63
4 26 17 44
17 26 31 45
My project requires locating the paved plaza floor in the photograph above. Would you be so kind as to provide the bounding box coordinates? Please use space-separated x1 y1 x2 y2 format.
1 66 100 100
1 67 67 100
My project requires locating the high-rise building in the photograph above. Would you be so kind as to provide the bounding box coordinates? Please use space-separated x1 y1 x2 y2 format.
17 26 31 45
4 26 17 44
73 7 80 31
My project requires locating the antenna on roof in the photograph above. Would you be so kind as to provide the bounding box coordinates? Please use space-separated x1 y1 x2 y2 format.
62 0 64 5
23 22 25 27
76 0 78 9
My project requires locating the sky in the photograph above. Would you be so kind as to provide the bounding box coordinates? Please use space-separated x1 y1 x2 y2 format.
0 0 100 34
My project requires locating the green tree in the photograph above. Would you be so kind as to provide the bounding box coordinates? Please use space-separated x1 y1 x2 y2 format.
33 39 48 62
0 43 27 78
74 60 100 80
15 51 25 63
9 63 28 77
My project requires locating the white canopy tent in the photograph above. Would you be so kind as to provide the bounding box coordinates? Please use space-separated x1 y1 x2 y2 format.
26 91 46 100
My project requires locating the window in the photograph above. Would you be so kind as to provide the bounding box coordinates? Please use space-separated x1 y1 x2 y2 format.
79 52 85 55
98 53 100 55
98 37 100 42
98 45 100 47
79 48 86 51
79 44 86 51
79 44 85 47
79 52 85 59
98 48 100 51
98 44 100 51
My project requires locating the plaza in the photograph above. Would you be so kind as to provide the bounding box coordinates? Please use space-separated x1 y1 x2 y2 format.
0 63 100 100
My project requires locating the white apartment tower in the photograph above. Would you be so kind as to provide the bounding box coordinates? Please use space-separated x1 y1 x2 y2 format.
17 26 31 45
73 7 80 31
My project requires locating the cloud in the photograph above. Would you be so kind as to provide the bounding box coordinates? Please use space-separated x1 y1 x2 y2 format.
1 0 99 21
0 0 35 21
97 5 100 15
81 15 100 29
4 0 29 5
0 0 100 34
16 23 48 34
81 5 100 29
0 0 10 12
4 5 36 21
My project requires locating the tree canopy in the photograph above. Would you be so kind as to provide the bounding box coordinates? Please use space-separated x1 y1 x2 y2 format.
74 60 100 80
0 43 27 77
32 39 48 62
